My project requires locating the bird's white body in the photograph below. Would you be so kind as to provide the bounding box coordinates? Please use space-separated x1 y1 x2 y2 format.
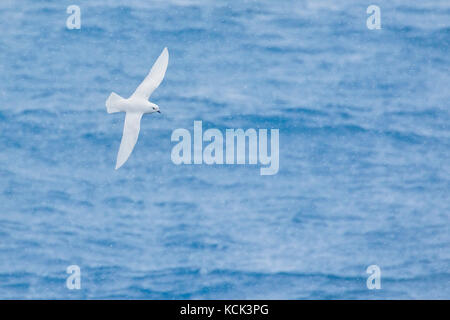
106 47 169 169
109 96 159 114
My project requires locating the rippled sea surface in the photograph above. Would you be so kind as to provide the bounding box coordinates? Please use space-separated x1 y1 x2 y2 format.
0 0 449 299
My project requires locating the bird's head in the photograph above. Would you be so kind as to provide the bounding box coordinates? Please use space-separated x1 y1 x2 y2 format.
150 103 161 113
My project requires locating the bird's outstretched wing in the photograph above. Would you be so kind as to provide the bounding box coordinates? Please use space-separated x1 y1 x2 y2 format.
115 112 143 169
131 47 169 101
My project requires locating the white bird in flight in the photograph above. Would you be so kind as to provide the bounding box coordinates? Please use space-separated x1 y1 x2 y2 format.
106 47 169 169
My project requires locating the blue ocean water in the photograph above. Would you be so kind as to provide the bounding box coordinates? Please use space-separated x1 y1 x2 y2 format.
0 0 449 299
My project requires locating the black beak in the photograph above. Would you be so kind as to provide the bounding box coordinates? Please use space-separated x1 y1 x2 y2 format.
157 110 161 113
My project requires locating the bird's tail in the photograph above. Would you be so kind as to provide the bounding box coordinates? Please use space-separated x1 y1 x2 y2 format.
106 92 125 113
